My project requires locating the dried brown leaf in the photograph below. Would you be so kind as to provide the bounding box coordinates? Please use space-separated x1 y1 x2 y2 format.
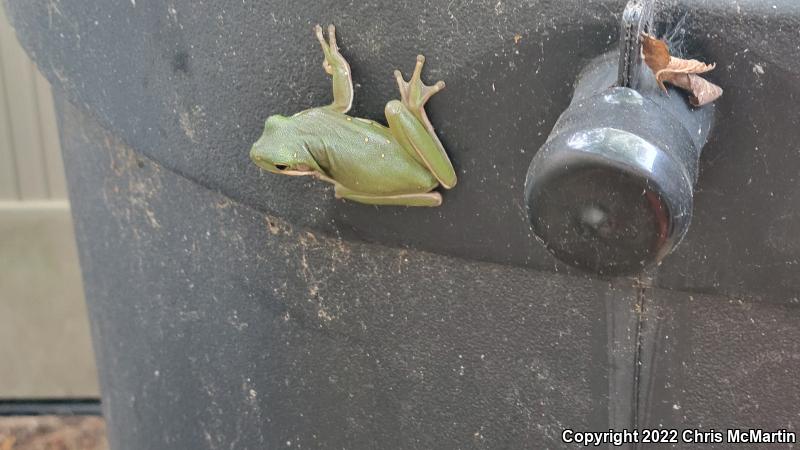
640 33 723 107
686 73 724 106
641 33 671 72
660 57 716 75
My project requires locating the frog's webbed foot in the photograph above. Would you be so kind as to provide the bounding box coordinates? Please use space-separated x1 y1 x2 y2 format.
314 24 353 113
393 55 445 123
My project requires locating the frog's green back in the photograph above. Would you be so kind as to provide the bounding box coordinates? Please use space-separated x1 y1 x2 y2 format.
288 108 438 195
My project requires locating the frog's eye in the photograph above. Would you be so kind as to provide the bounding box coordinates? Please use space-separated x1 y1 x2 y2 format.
274 164 289 171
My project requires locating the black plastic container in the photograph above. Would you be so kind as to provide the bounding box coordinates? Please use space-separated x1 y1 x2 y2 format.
7 0 800 448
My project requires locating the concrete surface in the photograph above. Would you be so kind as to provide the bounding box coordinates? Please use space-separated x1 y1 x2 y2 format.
0 202 99 398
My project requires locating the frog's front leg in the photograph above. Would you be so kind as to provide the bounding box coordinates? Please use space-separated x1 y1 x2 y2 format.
334 183 442 207
387 55 457 189
314 24 353 113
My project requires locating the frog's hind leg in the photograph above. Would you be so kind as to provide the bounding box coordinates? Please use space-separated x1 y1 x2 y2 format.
390 55 456 189
314 24 353 113
385 100 457 189
334 183 442 207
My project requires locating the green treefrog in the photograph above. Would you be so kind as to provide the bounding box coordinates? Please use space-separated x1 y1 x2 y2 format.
250 24 457 207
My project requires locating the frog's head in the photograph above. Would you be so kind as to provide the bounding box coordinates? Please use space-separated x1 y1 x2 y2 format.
250 115 322 176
